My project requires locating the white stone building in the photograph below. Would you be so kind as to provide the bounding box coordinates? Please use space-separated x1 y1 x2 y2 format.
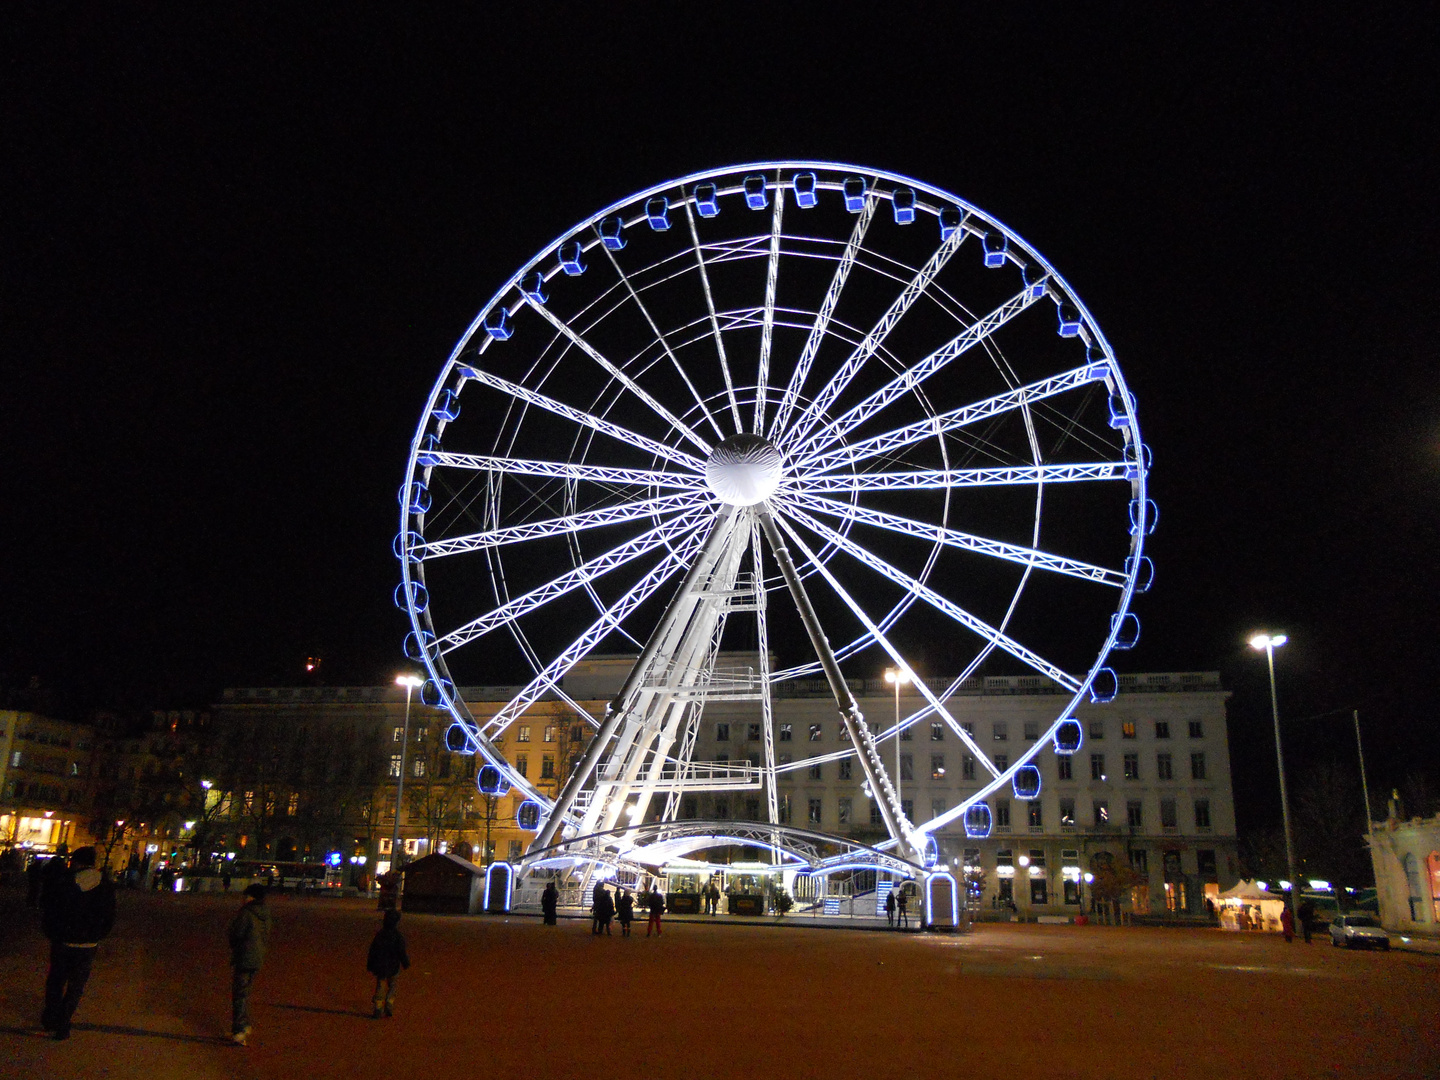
1369 809 1440 935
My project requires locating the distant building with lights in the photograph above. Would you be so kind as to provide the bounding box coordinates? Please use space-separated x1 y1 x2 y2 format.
0 710 95 854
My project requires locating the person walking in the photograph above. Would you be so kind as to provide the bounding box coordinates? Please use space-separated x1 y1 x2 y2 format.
40 847 116 1041
1298 898 1316 944
227 884 272 1045
896 885 910 929
645 885 665 937
885 888 897 928
1280 903 1295 943
365 910 410 1018
616 888 635 937
541 881 559 925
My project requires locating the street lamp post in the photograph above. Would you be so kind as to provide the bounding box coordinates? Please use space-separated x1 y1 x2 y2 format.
1249 632 1299 921
390 675 424 873
884 667 912 812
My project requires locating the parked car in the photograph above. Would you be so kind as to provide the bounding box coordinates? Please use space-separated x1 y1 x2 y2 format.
1329 914 1390 950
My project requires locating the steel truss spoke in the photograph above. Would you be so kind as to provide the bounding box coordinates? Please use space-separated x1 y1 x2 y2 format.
789 462 1128 493
777 502 1081 691
437 509 711 654
424 453 703 490
781 223 968 452
768 198 876 441
770 511 1001 778
779 489 1127 588
753 179 784 434
599 241 726 442
798 363 1112 475
416 493 704 559
800 286 1047 457
683 200 744 434
459 365 705 472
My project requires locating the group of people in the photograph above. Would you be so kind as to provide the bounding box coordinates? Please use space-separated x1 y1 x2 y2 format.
1279 898 1319 944
884 884 911 929
581 882 666 937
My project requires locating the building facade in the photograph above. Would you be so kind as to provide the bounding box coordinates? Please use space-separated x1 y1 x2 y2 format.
1369 809 1440 935
0 710 95 854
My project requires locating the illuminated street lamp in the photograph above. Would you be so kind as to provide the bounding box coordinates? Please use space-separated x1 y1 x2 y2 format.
884 667 912 810
390 674 425 873
1249 632 1299 921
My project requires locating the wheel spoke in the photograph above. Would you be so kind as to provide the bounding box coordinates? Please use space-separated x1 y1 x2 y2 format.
768 197 875 442
798 363 1111 475
771 508 1003 778
522 301 714 456
777 501 1081 691
599 241 726 442
790 462 1128 493
416 492 705 559
777 489 1127 587
753 178 784 435
436 508 711 654
780 223 968 452
458 365 706 471
424 452 703 490
799 285 1047 457
683 200 744 434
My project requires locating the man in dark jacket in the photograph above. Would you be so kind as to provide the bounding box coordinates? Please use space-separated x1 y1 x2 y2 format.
645 886 665 937
365 909 411 1018
41 846 116 1041
227 884 272 1045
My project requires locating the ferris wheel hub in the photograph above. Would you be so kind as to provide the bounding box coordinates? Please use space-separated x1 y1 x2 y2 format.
705 434 784 506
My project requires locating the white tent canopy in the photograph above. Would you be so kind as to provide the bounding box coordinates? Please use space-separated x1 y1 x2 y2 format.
1218 879 1276 903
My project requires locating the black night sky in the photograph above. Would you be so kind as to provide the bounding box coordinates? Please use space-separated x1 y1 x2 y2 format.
4 7 1437 834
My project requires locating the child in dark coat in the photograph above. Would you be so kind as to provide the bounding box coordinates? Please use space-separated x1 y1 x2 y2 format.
365 910 410 1018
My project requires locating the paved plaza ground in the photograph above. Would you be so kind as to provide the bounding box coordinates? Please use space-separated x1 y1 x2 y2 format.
0 887 1436 1080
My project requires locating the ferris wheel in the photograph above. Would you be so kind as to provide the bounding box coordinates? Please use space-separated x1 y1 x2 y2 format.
396 162 1152 874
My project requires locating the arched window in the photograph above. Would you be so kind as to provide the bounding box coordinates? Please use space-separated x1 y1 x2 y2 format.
1402 852 1424 921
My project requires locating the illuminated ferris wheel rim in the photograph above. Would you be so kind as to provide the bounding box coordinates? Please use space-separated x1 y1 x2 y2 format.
397 161 1153 861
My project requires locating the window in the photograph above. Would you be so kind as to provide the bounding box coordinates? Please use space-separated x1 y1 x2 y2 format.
808 761 823 780
1154 721 1170 739
571 724 584 743
808 724 822 741
1130 848 1149 875
995 754 1008 772
1188 720 1204 739
993 721 1009 742
414 725 428 743
747 723 762 742
899 754 913 781
1090 753 1105 781
778 723 793 742
901 799 913 820
838 797 852 825
516 755 528 778
838 758 852 780
1023 721 1040 741
389 755 403 778
1127 800 1144 828
931 754 945 780
870 803 884 826
1057 755 1072 781
900 725 913 741
541 755 555 779
1089 720 1104 740
1197 849 1217 880
517 725 531 743
1123 753 1140 780
392 727 404 743
1190 752 1207 780
931 722 944 741
715 797 730 819
243 791 255 812
995 799 1011 829
932 797 947 818
1160 798 1178 828
962 722 975 737
1093 800 1109 827
506 840 522 861
716 723 730 742
777 794 791 824
962 755 976 780
808 798 822 825
412 758 425 778
778 753 792 766
1028 800 1043 828
1121 721 1136 739
1194 798 1211 829
1060 797 1076 827
287 793 299 815
1157 753 1173 780
543 725 555 743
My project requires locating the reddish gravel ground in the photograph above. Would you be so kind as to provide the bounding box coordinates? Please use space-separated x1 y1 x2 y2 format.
1 887 1436 1080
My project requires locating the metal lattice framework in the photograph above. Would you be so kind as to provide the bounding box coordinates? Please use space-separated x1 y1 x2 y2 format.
397 162 1152 879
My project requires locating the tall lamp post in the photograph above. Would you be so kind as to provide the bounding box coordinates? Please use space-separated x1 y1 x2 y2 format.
884 667 912 811
390 674 424 873
1249 633 1299 919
